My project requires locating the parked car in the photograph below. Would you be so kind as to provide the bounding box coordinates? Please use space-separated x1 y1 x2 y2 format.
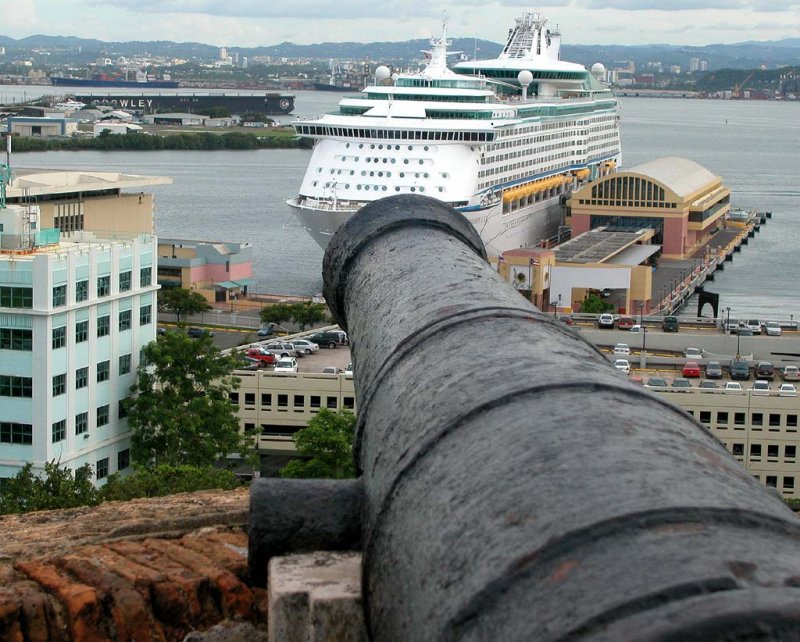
755 361 775 380
321 366 342 374
256 324 274 337
751 380 771 396
157 327 167 336
597 314 615 329
705 361 723 379
779 383 798 397
273 357 298 373
670 377 692 390
629 325 642 333
345 362 353 374
698 379 718 389
762 321 782 336
662 316 679 332
744 319 762 335
309 331 344 349
783 366 800 382
614 359 631 374
645 376 668 388
724 318 740 334
613 343 631 355
730 360 750 381
617 316 635 330
724 382 743 392
290 339 320 355
187 327 214 338
737 325 754 336
245 348 277 365
260 341 298 358
559 314 574 326
684 347 703 359
682 361 702 378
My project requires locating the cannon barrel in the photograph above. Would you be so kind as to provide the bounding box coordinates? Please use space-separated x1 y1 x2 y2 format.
251 194 800 641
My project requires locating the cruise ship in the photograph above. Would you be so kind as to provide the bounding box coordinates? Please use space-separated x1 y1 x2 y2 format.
288 12 621 254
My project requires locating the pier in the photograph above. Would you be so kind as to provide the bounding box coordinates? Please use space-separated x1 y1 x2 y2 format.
652 210 770 315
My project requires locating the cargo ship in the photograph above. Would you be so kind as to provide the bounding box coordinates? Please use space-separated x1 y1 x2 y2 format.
71 91 295 116
51 72 180 89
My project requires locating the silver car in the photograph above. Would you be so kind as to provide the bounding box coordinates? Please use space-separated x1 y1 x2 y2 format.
260 341 298 358
290 339 320 355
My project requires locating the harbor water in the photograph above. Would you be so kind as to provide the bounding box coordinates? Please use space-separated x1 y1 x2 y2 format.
3 87 799 319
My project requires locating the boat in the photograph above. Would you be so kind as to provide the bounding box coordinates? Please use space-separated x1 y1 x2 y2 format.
51 71 179 89
53 100 86 111
287 12 622 255
70 91 295 116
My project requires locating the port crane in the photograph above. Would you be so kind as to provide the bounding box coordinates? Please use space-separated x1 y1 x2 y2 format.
732 71 754 98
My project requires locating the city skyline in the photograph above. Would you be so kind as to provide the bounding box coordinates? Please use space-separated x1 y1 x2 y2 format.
3 0 800 50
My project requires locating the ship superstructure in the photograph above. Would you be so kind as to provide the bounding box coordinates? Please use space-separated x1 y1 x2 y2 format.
288 12 621 254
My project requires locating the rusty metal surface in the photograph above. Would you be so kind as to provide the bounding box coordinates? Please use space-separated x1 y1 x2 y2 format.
321 194 800 641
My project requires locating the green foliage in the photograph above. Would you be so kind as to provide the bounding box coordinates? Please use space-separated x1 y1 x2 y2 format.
290 301 327 330
100 465 240 501
158 287 211 323
280 409 356 479
0 461 100 515
9 130 302 153
126 332 256 469
581 293 614 314
260 302 293 326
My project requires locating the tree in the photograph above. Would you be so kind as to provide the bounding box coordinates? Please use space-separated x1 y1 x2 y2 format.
125 331 256 469
280 409 356 479
159 287 211 323
0 461 100 515
290 301 328 330
100 465 240 501
260 303 293 326
580 293 614 314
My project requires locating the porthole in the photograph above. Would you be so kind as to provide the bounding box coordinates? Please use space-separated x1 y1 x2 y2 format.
404 159 409 164
438 187 444 192
410 187 416 192
378 172 383 177
359 144 364 149
424 146 429 151
361 171 366 176
383 158 388 163
357 185 362 190
370 144 375 149
442 173 449 178
345 143 350 148
408 146 413 151
391 159 396 164
374 185 380 190
346 184 350 189
312 181 318 187
424 173 429 178
395 187 401 192
399 172 405 178
350 170 354 175
317 168 322 173
370 171 374 176
419 160 424 165
382 186 388 191
378 144 384 149
420 187 425 193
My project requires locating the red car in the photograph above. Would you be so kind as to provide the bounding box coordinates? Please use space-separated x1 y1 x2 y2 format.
245 348 278 365
617 316 635 330
682 361 702 378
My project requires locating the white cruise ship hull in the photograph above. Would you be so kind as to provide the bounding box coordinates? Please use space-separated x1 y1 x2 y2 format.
289 192 565 255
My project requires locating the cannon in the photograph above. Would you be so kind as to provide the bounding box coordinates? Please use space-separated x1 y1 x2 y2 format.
250 194 800 640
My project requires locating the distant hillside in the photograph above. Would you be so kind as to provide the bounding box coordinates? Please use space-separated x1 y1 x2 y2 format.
1 33 799 70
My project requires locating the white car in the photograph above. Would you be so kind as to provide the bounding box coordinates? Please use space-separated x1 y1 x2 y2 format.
751 380 771 396
273 357 298 373
629 325 642 333
290 339 320 355
763 321 782 336
783 366 800 382
724 382 743 392
614 359 631 374
779 383 798 397
613 343 631 355
684 347 703 359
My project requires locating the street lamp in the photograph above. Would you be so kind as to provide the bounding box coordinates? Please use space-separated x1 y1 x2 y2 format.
638 303 647 368
552 293 561 318
725 306 730 335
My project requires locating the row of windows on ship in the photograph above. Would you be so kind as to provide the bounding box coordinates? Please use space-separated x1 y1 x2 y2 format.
297 125 494 142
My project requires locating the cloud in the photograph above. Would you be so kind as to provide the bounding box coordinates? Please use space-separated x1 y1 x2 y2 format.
581 0 799 9
89 0 440 19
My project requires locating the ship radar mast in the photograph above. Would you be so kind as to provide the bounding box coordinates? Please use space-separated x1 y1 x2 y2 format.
420 13 459 78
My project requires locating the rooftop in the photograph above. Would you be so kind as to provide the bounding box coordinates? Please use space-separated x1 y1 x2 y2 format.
626 157 719 197
553 227 652 264
6 168 172 198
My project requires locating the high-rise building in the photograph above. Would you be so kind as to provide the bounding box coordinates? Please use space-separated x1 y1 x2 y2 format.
0 168 171 485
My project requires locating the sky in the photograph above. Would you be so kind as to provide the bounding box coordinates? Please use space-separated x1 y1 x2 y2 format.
3 0 800 49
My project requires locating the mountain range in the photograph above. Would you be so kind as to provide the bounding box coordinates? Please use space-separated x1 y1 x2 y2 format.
1 34 799 72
